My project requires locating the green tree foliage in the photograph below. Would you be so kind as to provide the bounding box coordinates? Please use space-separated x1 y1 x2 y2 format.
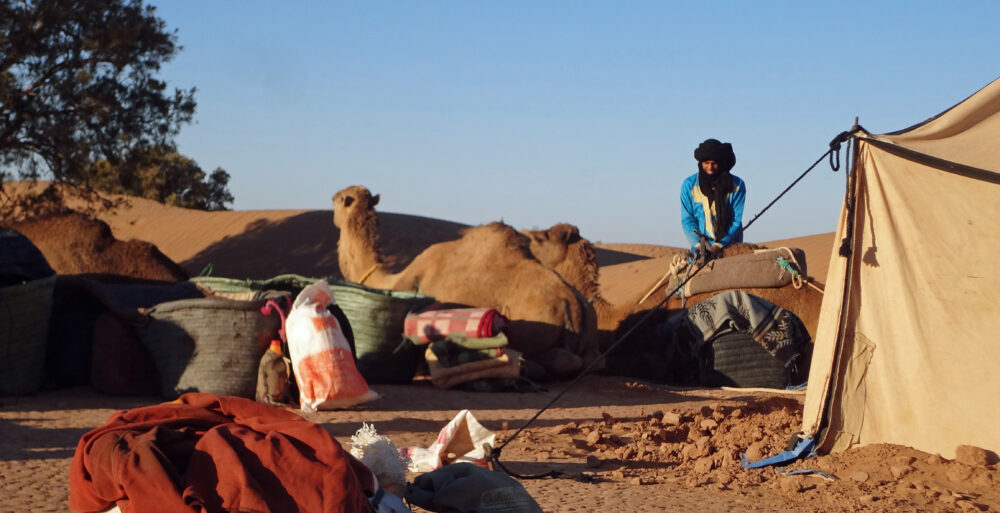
0 0 232 210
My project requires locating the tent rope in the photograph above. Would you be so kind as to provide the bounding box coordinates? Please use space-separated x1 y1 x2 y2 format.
485 130 857 480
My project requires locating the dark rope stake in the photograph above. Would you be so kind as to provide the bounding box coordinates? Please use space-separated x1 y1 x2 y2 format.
485 130 858 479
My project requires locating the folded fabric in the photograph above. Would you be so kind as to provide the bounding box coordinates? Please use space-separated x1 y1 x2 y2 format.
426 346 522 389
427 333 509 367
69 393 374 513
404 307 507 344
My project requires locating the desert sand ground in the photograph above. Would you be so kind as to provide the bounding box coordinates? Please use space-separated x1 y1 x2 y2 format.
1 186 997 512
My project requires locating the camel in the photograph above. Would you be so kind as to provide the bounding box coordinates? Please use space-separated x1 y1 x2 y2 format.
3 212 189 282
332 185 600 379
522 223 823 350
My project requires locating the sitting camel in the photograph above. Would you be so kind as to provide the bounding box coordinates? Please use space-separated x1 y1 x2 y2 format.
332 185 600 379
522 223 823 349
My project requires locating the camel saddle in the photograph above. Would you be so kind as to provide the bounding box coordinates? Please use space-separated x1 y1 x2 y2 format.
667 248 807 298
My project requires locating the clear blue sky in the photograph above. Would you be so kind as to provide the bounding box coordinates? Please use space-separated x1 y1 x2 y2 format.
148 1 999 247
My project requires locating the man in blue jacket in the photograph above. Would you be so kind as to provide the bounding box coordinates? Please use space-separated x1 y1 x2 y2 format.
680 138 746 258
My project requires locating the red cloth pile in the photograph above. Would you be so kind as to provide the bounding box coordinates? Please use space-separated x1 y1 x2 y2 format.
68 393 374 513
403 307 507 345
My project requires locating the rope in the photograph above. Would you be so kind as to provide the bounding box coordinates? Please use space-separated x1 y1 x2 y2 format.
637 254 689 304
486 131 854 480
675 254 693 309
357 264 378 285
773 247 824 294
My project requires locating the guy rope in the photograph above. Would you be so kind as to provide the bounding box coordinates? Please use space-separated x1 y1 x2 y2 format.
485 127 861 480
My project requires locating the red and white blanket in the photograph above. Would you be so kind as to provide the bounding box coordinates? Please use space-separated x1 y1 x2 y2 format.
403 307 508 345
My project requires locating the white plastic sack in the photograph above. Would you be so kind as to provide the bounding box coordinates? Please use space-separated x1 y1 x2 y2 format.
286 280 378 411
403 410 495 472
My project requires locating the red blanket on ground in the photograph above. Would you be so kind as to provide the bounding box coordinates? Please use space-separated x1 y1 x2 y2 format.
68 393 374 513
403 307 507 344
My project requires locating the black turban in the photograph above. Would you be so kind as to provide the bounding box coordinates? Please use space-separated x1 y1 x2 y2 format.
694 138 736 174
693 138 737 240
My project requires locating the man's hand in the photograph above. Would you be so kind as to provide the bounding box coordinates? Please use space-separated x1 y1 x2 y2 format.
708 243 724 258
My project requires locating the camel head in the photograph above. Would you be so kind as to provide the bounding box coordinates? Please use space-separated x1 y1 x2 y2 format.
522 223 582 269
522 223 601 300
333 185 380 229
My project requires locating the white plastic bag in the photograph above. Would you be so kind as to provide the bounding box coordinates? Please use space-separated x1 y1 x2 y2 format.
286 280 378 411
403 410 495 472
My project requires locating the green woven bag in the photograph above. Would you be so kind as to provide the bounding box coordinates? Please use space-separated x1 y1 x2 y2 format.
0 274 56 395
328 281 435 384
136 296 285 399
191 274 320 298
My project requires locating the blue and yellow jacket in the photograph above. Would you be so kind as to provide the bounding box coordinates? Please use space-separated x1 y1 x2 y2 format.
680 172 746 250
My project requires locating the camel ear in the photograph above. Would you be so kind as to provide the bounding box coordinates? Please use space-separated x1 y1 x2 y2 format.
553 224 580 244
371 194 380 207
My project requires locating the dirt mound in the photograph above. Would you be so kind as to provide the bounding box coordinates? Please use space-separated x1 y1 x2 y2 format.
3 212 188 282
505 392 999 512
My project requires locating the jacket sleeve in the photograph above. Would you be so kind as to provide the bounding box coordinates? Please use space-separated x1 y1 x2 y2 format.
680 177 702 249
717 179 746 246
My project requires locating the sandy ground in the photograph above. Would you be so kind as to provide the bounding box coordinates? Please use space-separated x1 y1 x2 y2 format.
2 184 996 512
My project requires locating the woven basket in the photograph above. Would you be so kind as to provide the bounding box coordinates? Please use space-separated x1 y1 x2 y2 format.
136 296 285 399
329 281 435 384
697 331 791 389
191 274 320 300
0 274 57 395
91 312 161 396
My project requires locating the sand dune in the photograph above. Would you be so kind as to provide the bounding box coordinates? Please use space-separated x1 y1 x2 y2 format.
36 186 834 304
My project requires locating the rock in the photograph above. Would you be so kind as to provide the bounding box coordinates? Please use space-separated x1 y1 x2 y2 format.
713 470 734 486
700 419 718 431
955 445 990 468
628 477 642 486
586 455 602 468
680 443 698 461
556 423 578 434
661 412 682 425
890 464 913 478
729 408 743 419
535 452 550 461
891 455 916 466
947 464 974 482
926 453 946 465
956 499 979 511
744 442 767 462
602 412 615 427
617 446 637 460
859 494 877 504
684 474 707 488
699 405 713 417
778 477 804 493
586 430 602 445
850 470 869 483
971 470 994 487
693 456 714 474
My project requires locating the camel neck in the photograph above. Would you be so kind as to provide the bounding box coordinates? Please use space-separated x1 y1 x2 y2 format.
337 214 387 282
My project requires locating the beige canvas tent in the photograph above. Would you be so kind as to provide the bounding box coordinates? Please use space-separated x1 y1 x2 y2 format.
801 77 1000 459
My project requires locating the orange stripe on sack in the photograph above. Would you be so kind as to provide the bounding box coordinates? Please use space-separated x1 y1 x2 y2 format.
311 316 340 332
